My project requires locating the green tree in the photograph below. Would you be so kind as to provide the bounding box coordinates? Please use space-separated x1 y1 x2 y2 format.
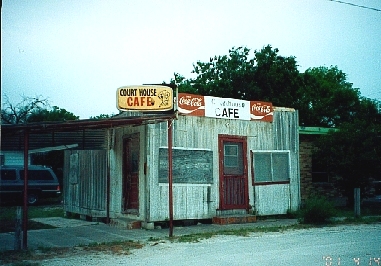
297 66 361 127
89 114 113 120
174 45 301 108
28 106 79 122
173 46 365 128
313 107 381 205
251 45 301 107
175 46 256 99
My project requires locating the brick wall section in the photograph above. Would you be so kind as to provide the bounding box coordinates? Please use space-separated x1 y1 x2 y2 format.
299 135 313 202
299 135 345 205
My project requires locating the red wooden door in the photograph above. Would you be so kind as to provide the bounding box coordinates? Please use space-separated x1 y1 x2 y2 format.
219 135 248 210
122 134 139 214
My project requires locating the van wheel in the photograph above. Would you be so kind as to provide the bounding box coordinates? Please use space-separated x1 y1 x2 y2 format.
27 193 39 205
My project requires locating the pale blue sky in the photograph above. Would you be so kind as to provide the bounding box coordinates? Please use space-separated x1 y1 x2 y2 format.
2 0 381 119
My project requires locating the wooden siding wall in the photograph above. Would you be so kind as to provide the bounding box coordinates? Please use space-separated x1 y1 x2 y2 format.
63 150 107 217
146 109 299 221
254 109 300 215
255 184 291 215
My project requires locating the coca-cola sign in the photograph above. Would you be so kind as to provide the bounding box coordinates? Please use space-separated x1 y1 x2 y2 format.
178 93 205 116
250 101 273 122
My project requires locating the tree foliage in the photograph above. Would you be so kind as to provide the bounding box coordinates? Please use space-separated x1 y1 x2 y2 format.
297 66 361 127
251 45 301 108
176 46 256 99
28 106 79 122
89 114 113 120
174 45 301 108
314 109 381 203
1 95 49 124
173 45 365 127
1 95 78 124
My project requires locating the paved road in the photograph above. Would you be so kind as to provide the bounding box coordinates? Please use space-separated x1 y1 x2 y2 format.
41 224 381 266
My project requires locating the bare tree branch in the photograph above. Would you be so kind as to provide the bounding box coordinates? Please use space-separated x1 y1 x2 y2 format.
1 94 50 124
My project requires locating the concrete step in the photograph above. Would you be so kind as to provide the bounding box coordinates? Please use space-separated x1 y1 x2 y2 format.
109 218 142 229
212 215 257 225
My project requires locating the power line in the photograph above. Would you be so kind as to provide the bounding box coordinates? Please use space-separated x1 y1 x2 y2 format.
328 0 381 12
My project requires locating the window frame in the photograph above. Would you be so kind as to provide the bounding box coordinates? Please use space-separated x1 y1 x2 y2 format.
311 153 330 183
252 150 291 185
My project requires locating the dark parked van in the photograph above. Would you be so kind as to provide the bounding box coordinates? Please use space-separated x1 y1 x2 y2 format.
0 165 61 205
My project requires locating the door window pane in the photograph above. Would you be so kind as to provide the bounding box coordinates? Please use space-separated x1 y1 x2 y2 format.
224 142 243 175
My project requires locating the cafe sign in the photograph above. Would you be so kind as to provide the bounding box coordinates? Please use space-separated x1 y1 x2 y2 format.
178 93 273 122
117 85 173 111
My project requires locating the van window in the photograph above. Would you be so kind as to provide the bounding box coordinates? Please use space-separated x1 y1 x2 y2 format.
0 170 17 181
20 170 54 181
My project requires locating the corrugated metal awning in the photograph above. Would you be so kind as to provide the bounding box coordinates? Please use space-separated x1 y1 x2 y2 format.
1 113 176 134
1 113 176 151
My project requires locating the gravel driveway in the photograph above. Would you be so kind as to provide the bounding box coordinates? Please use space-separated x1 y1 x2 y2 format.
37 223 381 266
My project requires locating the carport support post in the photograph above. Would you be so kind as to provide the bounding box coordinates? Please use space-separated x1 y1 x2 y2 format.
354 187 361 217
23 129 29 250
168 119 174 237
14 207 22 250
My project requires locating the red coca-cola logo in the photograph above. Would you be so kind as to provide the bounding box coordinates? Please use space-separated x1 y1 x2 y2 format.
179 96 203 107
251 103 272 114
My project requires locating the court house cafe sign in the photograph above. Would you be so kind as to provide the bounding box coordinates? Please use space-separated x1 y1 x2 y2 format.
117 85 173 111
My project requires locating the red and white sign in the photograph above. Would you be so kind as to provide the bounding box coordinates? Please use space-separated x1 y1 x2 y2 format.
178 93 273 122
178 93 205 116
204 96 250 120
250 101 273 122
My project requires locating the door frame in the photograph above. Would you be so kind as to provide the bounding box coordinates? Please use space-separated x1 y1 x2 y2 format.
122 133 140 214
218 134 248 210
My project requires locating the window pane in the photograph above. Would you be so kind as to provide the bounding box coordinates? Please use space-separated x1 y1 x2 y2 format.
272 153 289 181
224 142 243 175
312 154 329 183
20 170 54 181
254 153 271 182
0 170 17 181
224 145 238 167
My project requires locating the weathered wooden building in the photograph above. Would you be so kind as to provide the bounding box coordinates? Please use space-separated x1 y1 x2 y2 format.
63 93 300 226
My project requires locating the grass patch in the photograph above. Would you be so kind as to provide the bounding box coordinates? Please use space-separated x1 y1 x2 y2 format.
171 224 312 243
81 240 143 255
0 220 57 233
335 215 381 224
0 240 143 264
299 196 336 224
0 205 63 233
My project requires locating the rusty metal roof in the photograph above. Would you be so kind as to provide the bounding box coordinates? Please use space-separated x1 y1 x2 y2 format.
1 112 176 151
1 112 175 133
